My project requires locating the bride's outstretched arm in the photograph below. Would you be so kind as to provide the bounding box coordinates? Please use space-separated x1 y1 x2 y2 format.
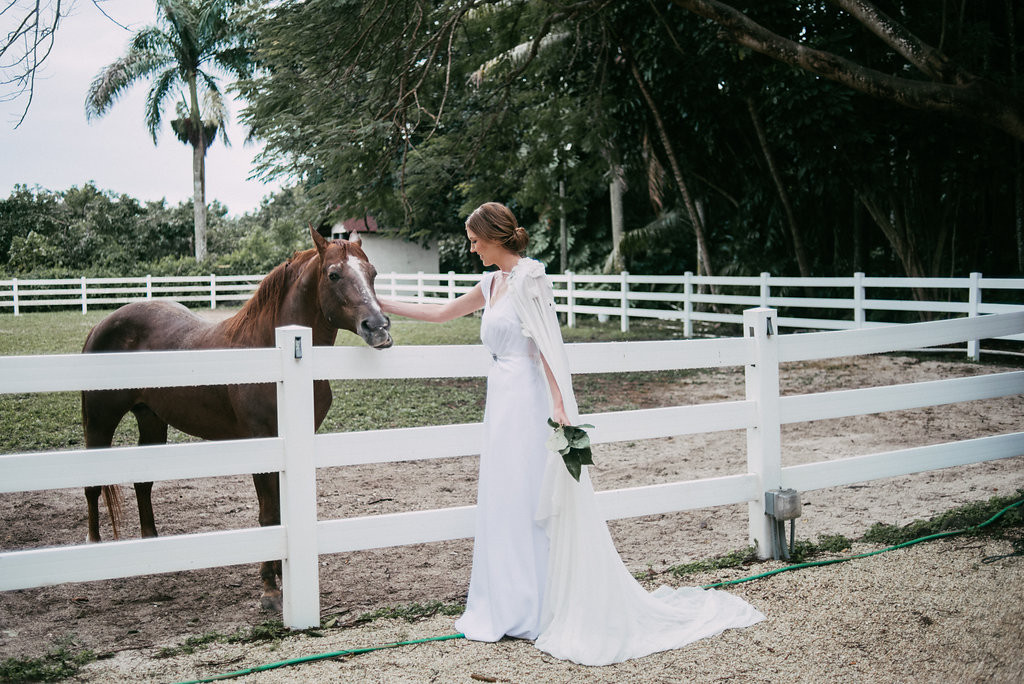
541 354 571 426
379 283 485 323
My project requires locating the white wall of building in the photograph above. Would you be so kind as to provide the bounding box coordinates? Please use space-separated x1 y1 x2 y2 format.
354 233 439 274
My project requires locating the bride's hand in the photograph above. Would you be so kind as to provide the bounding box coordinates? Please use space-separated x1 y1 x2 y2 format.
551 405 571 426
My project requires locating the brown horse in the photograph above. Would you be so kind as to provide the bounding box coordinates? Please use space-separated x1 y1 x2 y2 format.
81 227 391 611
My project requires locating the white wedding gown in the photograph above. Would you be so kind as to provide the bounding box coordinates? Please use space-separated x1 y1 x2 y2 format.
454 271 552 640
455 270 765 665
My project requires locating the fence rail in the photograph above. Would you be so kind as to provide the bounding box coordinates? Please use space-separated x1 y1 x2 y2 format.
1 309 1022 629
3 271 1022 358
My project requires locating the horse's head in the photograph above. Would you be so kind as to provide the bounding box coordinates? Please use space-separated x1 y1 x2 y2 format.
310 227 393 349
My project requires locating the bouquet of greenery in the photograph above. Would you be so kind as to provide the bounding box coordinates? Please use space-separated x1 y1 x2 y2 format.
545 419 595 482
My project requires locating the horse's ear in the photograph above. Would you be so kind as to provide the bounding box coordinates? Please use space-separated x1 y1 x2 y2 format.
310 224 328 256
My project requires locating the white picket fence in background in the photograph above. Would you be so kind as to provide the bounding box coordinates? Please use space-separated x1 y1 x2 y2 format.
1 308 1022 630
2 271 1022 359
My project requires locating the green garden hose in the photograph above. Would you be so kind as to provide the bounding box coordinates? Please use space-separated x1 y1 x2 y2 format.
174 497 1023 684
173 633 466 684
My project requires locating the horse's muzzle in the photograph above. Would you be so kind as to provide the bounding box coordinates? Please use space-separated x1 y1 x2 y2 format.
360 315 393 349
368 329 393 349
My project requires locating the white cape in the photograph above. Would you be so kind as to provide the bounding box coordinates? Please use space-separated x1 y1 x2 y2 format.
508 258 765 666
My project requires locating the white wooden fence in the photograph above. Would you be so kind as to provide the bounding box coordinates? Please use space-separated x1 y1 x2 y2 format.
1 309 1022 630
3 271 1022 358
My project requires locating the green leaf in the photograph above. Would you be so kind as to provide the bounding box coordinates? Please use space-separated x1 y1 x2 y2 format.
562 453 582 482
566 429 590 449
545 428 568 452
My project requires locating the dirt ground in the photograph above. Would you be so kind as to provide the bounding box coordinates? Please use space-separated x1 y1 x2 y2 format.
1 350 1023 681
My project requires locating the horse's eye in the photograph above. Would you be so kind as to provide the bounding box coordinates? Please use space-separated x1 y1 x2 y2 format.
328 272 340 282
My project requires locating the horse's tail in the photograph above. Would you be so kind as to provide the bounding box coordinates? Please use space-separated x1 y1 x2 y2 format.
102 484 124 540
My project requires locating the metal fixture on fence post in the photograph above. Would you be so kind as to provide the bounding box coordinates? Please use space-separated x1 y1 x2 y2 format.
683 272 693 338
743 307 782 560
566 271 576 328
81 277 88 314
968 272 981 361
854 272 866 329
620 271 630 333
275 325 321 629
764 488 803 560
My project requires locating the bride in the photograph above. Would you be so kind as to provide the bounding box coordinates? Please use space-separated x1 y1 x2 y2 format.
379 202 764 666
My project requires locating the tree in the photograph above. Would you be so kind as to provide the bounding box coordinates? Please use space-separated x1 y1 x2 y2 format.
1 1 135 126
239 0 1022 281
669 0 1024 142
84 0 251 261
1 0 68 127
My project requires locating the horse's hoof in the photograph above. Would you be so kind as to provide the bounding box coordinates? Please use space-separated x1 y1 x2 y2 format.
260 591 283 612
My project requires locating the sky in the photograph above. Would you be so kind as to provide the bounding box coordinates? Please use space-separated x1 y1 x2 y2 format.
0 0 284 217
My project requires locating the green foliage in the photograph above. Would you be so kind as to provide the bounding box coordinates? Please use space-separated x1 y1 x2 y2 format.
0 637 95 682
786 534 856 564
861 490 1024 546
236 1 1024 279
546 420 595 482
346 600 464 627
0 183 323 279
665 547 759 580
155 620 295 659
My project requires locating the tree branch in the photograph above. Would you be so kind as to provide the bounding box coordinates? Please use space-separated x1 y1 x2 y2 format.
670 0 1024 141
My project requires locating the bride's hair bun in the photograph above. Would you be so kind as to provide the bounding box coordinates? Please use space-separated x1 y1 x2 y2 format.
466 202 529 255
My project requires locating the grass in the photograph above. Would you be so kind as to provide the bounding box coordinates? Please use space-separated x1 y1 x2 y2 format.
664 489 1024 584
0 308 692 452
154 620 303 659
860 488 1024 545
0 637 95 683
338 600 465 627
150 603 466 662
659 534 859 581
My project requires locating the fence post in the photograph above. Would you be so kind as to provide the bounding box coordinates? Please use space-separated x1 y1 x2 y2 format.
853 272 866 328
967 272 981 361
743 307 781 560
683 271 693 338
81 277 88 314
566 271 576 328
12 278 18 316
417 271 425 303
275 325 320 629
448 271 456 300
759 272 770 308
210 274 217 309
389 273 397 298
146 275 153 300
620 271 630 333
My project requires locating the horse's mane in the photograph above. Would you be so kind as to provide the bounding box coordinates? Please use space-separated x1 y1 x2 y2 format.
222 247 320 345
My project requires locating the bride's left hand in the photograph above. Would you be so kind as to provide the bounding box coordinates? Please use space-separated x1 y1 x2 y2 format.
551 405 571 426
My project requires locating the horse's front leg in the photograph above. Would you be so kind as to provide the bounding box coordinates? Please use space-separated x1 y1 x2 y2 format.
252 471 283 611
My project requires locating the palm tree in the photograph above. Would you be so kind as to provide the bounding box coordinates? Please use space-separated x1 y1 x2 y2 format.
85 0 250 261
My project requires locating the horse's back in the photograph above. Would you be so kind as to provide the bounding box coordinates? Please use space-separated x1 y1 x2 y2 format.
84 301 212 353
